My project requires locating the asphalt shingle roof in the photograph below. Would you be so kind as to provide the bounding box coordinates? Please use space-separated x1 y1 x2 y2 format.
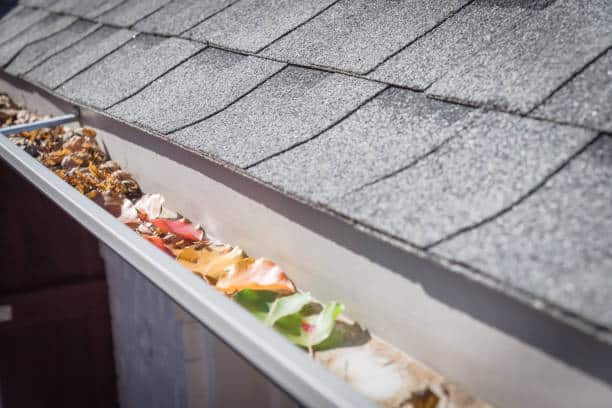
534 49 612 133
184 0 337 53
134 0 237 36
250 87 476 201
434 136 612 329
332 113 596 247
2 1 612 344
260 0 470 74
96 0 172 27
49 0 122 19
107 47 285 133
26 26 135 89
0 14 75 67
368 0 533 89
426 0 612 113
169 66 385 167
56 35 202 109
0 6 48 45
5 20 99 76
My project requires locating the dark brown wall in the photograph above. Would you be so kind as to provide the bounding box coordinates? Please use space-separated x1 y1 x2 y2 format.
0 160 118 408
0 160 105 294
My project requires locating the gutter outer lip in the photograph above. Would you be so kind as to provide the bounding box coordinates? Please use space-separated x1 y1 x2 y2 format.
2 71 612 388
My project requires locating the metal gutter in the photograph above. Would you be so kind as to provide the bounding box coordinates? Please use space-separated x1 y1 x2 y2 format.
2 71 612 404
0 119 374 408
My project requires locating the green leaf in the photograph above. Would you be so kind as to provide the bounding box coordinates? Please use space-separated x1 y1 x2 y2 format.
233 289 277 320
313 321 370 351
265 292 311 326
234 290 344 349
306 302 344 346
276 302 344 348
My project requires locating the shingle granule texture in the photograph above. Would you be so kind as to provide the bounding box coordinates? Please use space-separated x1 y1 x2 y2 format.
19 0 61 6
5 20 99 76
57 35 203 109
108 48 285 133
49 0 123 18
368 0 535 90
96 0 172 27
0 6 49 46
184 0 336 53
331 112 596 247
26 26 135 89
0 14 76 67
426 0 612 113
169 66 385 168
260 0 469 74
534 50 612 133
250 88 477 201
134 0 236 36
434 137 612 330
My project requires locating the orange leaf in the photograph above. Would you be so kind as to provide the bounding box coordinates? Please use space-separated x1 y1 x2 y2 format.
144 235 174 257
216 258 295 295
151 218 204 241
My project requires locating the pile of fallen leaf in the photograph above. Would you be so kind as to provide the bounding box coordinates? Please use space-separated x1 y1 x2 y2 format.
0 94 345 353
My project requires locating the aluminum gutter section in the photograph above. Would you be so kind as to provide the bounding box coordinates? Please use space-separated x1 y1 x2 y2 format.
0 129 374 408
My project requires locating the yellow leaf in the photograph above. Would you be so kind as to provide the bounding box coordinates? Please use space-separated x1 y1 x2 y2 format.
177 247 199 263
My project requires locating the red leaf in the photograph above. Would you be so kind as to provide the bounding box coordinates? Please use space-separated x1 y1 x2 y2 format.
151 218 204 241
144 235 174 257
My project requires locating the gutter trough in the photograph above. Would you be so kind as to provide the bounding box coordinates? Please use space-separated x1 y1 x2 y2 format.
2 72 612 407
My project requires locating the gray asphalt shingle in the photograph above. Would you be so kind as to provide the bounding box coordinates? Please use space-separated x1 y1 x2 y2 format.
249 87 476 201
168 66 385 168
107 47 285 133
368 0 534 89
260 0 469 74
96 0 171 27
134 0 236 36
5 20 99 76
0 14 76 67
331 112 596 247
49 0 123 18
0 7 49 46
19 0 60 6
26 26 135 89
57 35 203 109
533 49 612 133
427 0 612 113
434 136 612 329
184 0 336 53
